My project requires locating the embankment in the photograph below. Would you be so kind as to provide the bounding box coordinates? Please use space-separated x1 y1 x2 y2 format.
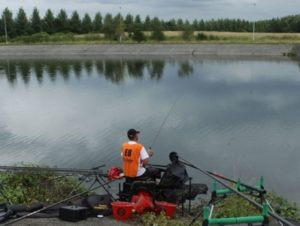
0 44 297 58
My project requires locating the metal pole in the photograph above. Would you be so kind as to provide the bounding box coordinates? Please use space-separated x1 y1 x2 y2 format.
3 13 8 44
252 3 256 41
119 6 122 43
252 20 255 41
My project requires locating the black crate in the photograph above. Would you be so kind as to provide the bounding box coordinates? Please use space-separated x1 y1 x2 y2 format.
59 206 88 222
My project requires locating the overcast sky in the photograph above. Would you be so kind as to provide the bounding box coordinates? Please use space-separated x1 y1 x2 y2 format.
1 0 300 21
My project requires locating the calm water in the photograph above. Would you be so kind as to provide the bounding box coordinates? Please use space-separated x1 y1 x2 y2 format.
0 57 300 205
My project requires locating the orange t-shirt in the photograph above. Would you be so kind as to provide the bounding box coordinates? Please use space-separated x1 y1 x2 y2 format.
121 142 143 177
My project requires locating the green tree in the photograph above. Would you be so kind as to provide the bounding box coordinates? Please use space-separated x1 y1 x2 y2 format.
114 13 125 42
70 11 81 33
55 9 69 33
150 17 165 41
192 19 198 30
199 19 205 30
182 21 194 41
134 15 142 28
144 15 151 31
81 13 92 33
103 13 115 39
165 19 176 31
2 8 16 38
177 19 184 30
30 7 42 34
15 7 29 36
124 14 134 34
93 12 102 33
43 9 55 34
0 17 3 37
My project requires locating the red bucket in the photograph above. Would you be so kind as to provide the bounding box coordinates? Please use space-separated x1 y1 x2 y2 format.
111 201 134 220
155 201 177 218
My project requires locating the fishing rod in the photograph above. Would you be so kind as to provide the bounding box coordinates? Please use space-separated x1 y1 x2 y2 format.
205 170 266 195
2 176 121 226
0 165 106 176
149 96 181 149
178 156 295 226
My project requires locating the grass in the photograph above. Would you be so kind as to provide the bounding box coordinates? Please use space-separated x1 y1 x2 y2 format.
1 31 300 45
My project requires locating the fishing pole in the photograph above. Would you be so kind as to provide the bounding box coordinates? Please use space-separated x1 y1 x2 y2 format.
149 96 181 149
0 165 106 175
2 176 121 226
178 156 295 226
206 170 265 195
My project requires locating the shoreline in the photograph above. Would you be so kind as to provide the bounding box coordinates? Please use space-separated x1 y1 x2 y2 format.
0 44 297 58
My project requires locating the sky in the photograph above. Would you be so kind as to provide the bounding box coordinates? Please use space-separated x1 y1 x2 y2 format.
0 0 299 22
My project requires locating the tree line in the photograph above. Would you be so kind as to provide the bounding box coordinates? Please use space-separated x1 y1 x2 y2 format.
0 7 300 41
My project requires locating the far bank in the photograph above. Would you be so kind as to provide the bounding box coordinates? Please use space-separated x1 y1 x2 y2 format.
0 44 298 58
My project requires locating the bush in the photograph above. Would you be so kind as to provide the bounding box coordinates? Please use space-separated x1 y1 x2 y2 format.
196 32 208 40
267 192 300 221
150 29 165 41
0 164 86 204
208 35 220 41
213 193 300 221
49 32 75 42
182 29 194 41
0 36 6 43
83 33 103 41
132 28 146 42
31 32 50 42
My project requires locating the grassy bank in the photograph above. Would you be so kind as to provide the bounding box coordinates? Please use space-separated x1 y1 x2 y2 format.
0 165 86 204
1 31 300 45
0 165 299 226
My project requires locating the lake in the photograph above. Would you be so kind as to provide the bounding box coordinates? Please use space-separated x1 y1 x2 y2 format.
0 56 299 205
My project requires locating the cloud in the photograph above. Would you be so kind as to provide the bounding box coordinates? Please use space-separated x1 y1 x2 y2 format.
1 0 299 20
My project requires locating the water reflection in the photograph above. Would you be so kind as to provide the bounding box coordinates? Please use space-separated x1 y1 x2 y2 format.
0 59 197 85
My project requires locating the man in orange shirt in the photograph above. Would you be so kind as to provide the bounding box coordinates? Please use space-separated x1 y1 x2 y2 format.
121 129 160 179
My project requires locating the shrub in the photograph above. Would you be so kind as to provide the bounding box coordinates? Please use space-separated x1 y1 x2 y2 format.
0 164 86 204
196 32 208 40
182 29 194 41
132 28 146 42
83 33 103 41
150 29 165 41
30 32 50 42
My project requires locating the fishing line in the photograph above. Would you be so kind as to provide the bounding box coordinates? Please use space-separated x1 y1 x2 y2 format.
149 95 181 149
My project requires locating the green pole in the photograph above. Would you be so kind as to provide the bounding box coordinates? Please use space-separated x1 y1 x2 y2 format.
209 216 264 225
262 202 269 216
260 176 264 189
212 181 217 192
203 207 210 220
237 178 241 190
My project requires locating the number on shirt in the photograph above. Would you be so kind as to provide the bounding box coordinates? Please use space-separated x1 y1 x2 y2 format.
124 149 132 157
